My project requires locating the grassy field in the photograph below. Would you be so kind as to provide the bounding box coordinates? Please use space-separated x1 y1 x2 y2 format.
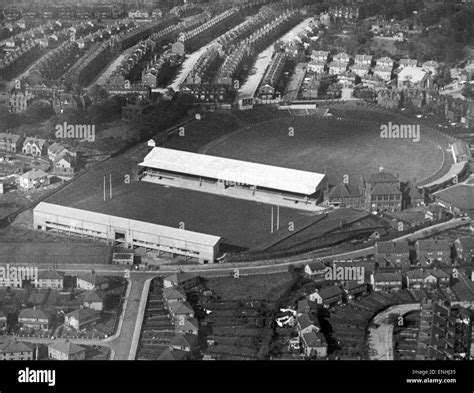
207 272 293 301
203 114 444 186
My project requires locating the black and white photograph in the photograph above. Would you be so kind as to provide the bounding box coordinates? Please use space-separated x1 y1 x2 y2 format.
0 0 473 390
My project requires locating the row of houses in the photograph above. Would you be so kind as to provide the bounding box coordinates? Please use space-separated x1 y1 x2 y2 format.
0 270 109 292
375 236 474 267
179 8 239 45
1 337 87 361
0 132 76 163
308 51 437 85
158 272 200 360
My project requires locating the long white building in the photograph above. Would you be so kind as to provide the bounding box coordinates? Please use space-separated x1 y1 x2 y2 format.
33 202 221 264
139 147 327 207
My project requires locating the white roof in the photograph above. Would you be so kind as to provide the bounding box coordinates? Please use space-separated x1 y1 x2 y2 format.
139 147 326 195
34 202 221 247
398 66 427 83
423 162 467 189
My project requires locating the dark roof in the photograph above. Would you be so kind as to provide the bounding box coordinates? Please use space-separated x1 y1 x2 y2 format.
168 301 194 315
164 272 197 286
416 239 451 252
37 270 63 280
434 184 474 211
0 339 33 354
176 317 199 332
409 187 424 200
319 286 344 299
48 341 85 355
18 308 49 320
303 331 327 347
370 182 401 196
163 286 187 300
366 172 399 184
327 182 361 198
66 308 100 321
306 261 326 272
297 313 317 330
170 333 197 348
373 272 402 282
77 273 108 286
157 348 187 360
455 237 474 250
83 290 106 303
376 241 409 254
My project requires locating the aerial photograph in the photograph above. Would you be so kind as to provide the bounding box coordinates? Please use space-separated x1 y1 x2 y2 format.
0 0 473 389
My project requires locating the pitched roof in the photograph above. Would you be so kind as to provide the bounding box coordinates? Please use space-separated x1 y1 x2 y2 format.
163 286 187 300
168 301 194 315
376 241 409 254
48 341 85 355
164 272 197 286
370 182 401 196
319 286 344 299
406 269 428 280
37 270 63 280
157 348 187 360
176 317 199 332
77 273 108 286
23 136 46 148
170 333 197 348
0 339 33 354
367 171 399 184
433 182 474 211
297 313 317 331
18 308 49 320
83 290 106 303
306 261 326 272
66 308 100 321
327 182 361 198
373 272 402 282
48 142 66 155
21 168 48 180
455 237 474 250
416 239 451 252
303 331 327 347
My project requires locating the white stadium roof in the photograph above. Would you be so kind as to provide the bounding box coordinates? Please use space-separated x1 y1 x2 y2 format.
34 202 221 247
139 147 326 196
422 162 468 189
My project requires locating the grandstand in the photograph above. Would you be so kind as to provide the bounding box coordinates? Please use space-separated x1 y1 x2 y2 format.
33 202 222 264
139 147 327 210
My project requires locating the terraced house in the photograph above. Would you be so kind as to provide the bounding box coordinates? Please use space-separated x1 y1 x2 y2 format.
374 241 410 267
415 239 452 265
371 272 402 292
454 237 474 263
0 340 34 360
18 308 49 330
0 133 23 153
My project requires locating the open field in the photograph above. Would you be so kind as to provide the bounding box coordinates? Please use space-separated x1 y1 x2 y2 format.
203 114 445 186
207 272 292 301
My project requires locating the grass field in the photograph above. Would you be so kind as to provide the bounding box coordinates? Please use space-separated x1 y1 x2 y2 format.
207 272 293 301
203 114 445 186
37 108 449 252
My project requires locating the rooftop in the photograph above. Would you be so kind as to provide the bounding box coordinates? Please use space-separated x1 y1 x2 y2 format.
48 341 85 355
139 147 326 196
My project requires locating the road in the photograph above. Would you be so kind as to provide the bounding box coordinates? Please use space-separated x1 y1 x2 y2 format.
368 303 421 361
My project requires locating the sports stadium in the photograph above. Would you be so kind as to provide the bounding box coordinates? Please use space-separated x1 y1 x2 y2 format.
36 105 464 263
